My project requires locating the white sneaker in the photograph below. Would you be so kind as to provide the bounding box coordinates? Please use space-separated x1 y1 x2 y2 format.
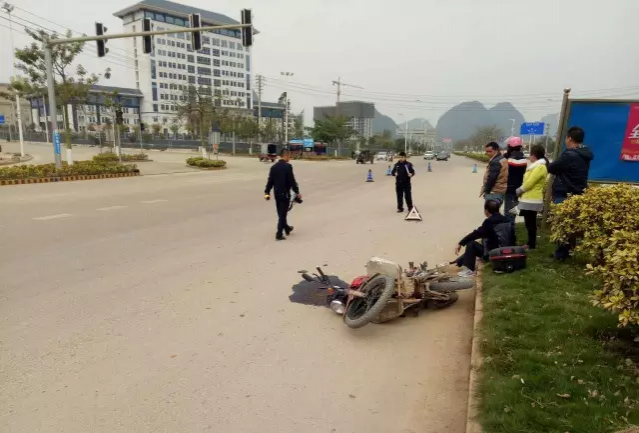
458 268 476 278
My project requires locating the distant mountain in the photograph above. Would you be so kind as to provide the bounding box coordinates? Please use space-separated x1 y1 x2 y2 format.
373 109 398 138
435 101 530 142
435 101 494 142
489 102 525 139
540 113 559 137
398 118 434 130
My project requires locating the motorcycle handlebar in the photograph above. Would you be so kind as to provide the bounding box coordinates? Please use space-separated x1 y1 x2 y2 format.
301 273 315 283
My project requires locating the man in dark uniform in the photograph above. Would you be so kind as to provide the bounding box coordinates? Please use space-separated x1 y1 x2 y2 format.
264 148 301 240
391 151 415 212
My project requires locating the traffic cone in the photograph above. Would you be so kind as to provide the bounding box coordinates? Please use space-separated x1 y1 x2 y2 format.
366 169 374 182
473 164 477 173
386 165 392 176
427 162 432 172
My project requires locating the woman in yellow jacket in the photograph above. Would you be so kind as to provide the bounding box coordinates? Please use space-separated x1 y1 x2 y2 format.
515 144 548 249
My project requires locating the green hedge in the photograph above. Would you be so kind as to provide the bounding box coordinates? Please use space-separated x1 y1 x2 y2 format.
93 152 149 163
454 151 490 162
293 154 350 161
186 157 227 169
0 161 138 180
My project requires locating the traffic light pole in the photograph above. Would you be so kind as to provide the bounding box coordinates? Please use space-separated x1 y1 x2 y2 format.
43 21 253 169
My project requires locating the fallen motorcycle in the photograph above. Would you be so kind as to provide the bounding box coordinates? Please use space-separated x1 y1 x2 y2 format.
298 257 474 329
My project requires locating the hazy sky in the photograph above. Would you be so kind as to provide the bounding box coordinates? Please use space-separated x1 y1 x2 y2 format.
1 0 638 126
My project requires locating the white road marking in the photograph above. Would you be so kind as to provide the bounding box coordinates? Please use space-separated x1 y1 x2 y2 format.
140 199 168 204
96 205 128 212
33 213 73 221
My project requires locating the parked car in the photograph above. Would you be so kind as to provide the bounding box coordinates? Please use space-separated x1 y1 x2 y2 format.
436 151 449 161
375 151 388 161
423 151 435 160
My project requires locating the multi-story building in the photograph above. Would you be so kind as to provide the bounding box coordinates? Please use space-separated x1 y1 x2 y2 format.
28 85 143 132
113 0 253 132
313 101 374 139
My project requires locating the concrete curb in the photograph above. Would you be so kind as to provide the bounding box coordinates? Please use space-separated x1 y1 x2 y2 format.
0 171 140 186
0 155 34 166
465 264 484 433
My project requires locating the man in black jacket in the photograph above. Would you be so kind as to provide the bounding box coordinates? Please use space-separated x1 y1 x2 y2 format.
548 126 594 260
391 151 415 212
453 200 513 277
264 148 301 241
548 126 594 204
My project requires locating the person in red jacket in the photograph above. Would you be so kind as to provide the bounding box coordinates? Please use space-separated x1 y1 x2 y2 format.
504 136 528 222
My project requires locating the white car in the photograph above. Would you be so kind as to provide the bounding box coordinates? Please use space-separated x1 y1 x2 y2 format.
375 152 388 161
423 151 435 160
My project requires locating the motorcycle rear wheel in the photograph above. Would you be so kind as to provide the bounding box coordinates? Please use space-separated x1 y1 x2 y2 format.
429 280 474 292
428 291 459 309
344 274 396 329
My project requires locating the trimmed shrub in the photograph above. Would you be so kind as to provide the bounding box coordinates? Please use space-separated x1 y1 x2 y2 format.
93 152 149 163
186 157 226 169
454 151 489 162
549 184 639 327
0 161 138 180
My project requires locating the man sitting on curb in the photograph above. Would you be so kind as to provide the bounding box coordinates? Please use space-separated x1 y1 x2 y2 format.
452 200 514 277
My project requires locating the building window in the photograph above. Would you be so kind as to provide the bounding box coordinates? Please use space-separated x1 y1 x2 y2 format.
213 69 220 77
197 67 212 76
197 56 210 65
188 76 195 84
187 65 195 74
213 59 220 67
152 84 158 101
212 49 220 57
214 79 221 87
221 40 228 48
187 54 194 63
153 104 158 112
202 36 210 45
212 38 220 46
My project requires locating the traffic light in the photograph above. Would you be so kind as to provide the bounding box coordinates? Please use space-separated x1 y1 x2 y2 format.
189 13 202 51
95 22 108 57
142 18 153 54
115 110 123 125
241 9 253 48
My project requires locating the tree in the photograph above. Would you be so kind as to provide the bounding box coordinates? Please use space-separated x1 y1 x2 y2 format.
292 112 304 139
8 28 111 164
308 116 357 144
467 125 504 151
151 123 161 135
175 84 225 148
169 121 180 138
261 118 278 142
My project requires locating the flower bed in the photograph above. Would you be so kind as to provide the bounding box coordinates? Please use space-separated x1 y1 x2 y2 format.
93 152 149 163
0 161 139 180
186 157 227 169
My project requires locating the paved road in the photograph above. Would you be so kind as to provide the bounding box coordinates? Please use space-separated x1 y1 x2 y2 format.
1 151 482 433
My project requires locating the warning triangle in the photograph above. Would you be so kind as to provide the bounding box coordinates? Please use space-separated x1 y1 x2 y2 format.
404 206 423 221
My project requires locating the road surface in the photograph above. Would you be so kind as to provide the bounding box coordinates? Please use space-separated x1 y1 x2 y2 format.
1 149 482 433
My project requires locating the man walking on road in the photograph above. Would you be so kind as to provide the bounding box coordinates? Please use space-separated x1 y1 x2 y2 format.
481 142 508 209
391 151 415 213
264 148 301 241
548 126 594 260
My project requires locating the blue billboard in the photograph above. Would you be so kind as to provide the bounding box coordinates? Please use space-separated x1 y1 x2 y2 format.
561 99 639 183
520 122 545 135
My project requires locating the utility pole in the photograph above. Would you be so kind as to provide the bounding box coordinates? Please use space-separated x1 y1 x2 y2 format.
255 74 265 153
3 2 25 157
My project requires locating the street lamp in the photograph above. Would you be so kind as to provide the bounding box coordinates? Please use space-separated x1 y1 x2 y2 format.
398 113 408 153
2 2 25 157
280 72 294 144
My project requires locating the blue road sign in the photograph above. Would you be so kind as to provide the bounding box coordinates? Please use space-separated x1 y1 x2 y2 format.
303 138 314 148
0 114 5 124
53 130 61 155
520 122 545 135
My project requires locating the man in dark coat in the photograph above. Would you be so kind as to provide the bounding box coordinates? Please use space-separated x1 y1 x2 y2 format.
264 148 301 241
548 126 594 260
391 151 415 212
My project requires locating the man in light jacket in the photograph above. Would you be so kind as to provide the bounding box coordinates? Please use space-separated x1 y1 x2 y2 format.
481 141 509 209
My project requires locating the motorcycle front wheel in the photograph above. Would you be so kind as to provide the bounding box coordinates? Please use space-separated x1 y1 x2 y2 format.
344 274 395 329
